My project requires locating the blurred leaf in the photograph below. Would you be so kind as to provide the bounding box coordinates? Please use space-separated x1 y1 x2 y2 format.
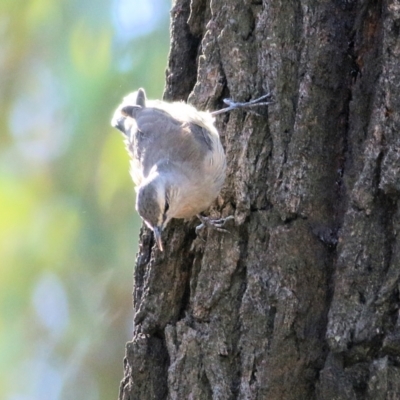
70 21 111 78
26 0 59 29
96 129 132 210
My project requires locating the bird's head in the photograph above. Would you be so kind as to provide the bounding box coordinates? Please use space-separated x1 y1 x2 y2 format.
136 170 177 251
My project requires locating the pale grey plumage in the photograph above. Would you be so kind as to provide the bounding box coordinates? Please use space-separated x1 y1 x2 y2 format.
111 88 226 250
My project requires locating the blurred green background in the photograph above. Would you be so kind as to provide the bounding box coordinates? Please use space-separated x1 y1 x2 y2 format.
0 0 170 399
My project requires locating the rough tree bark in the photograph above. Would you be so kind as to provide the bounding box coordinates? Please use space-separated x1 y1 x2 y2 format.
118 0 400 399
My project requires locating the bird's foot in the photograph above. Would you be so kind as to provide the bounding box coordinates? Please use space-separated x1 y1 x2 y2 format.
195 215 235 234
211 93 274 116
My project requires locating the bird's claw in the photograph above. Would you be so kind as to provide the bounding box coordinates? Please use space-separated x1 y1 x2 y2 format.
195 215 235 234
211 93 274 116
222 93 273 107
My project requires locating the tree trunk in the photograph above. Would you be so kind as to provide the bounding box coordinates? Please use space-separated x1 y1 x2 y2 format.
118 0 400 399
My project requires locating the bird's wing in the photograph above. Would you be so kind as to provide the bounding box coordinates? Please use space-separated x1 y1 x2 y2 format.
127 106 214 182
187 122 213 152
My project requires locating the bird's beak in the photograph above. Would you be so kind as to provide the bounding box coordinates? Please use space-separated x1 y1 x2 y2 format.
153 226 164 251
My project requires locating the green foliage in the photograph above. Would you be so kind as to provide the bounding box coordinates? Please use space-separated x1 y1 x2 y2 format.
0 0 170 398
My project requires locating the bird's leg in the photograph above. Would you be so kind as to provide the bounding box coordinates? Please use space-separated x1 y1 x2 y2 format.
211 93 273 116
195 214 235 234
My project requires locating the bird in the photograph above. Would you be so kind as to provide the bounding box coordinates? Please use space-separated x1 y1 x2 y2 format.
111 89 273 251
111 88 228 251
